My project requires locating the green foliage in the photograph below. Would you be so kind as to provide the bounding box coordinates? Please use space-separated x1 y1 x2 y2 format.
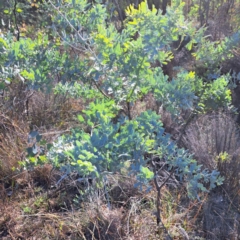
22 206 33 214
19 131 50 169
199 75 232 111
1 0 234 202
1 0 233 112
48 107 224 197
188 3 199 19
216 152 230 163
0 32 85 92
82 99 119 124
152 70 232 115
194 31 240 70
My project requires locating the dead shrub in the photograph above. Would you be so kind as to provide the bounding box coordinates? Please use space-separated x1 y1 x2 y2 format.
181 111 240 169
108 175 140 208
27 91 79 130
159 106 191 139
202 192 240 240
182 112 240 239
84 205 125 240
181 111 240 193
0 114 29 178
30 164 55 189
0 82 29 119
1 80 84 130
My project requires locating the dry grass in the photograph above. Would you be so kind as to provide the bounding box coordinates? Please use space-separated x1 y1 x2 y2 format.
181 111 240 239
181 111 240 169
27 91 84 130
202 192 240 240
0 114 29 178
0 168 208 240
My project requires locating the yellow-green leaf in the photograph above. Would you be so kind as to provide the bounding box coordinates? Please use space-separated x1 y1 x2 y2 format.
140 166 154 179
0 38 7 47
77 115 84 123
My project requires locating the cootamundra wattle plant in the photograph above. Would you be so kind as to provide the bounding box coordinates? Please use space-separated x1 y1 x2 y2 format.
47 105 224 224
1 0 235 230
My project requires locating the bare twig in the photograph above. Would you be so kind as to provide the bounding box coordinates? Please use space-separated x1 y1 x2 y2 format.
13 0 20 41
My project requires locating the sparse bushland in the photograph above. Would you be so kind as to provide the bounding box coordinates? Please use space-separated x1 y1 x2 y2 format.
0 0 240 239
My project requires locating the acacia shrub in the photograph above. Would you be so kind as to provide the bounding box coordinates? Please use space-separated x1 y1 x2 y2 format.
1 0 238 232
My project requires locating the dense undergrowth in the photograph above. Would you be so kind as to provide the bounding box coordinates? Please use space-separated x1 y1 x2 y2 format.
0 0 240 239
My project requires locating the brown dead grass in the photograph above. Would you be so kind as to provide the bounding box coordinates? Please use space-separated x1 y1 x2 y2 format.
0 114 29 178
0 169 208 240
27 91 84 130
181 111 240 239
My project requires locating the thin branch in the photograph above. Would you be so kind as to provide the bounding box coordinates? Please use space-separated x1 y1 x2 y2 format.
90 78 110 99
13 0 20 41
159 168 175 190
